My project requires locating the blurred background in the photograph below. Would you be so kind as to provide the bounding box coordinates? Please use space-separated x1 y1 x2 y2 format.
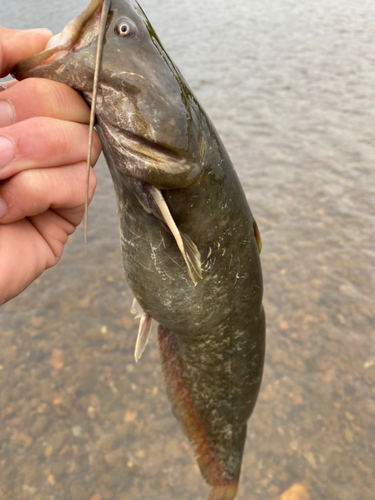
1 0 374 499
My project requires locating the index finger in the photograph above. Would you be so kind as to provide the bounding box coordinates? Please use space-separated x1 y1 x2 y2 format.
0 27 52 78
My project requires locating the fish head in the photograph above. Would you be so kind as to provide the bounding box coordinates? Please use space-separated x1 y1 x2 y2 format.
13 0 203 187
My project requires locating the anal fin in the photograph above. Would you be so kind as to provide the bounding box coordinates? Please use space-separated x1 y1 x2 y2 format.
130 298 156 362
131 297 143 319
135 312 153 362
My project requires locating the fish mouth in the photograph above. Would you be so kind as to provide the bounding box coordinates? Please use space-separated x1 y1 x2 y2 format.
116 127 183 164
101 123 200 189
13 0 102 78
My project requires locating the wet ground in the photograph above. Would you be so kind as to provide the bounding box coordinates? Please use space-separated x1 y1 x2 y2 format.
1 0 375 499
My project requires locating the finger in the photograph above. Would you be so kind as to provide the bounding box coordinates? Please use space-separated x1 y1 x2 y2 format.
0 219 52 305
0 27 52 78
0 161 97 226
0 212 74 306
28 208 78 265
0 117 101 178
0 78 90 127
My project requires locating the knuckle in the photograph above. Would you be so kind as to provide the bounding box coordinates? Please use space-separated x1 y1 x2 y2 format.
16 168 44 200
13 117 90 167
17 78 88 122
22 77 50 95
52 121 71 157
25 116 65 157
31 117 76 158
22 78 63 118
16 78 51 115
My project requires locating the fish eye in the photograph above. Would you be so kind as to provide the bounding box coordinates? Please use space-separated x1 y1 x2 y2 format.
115 19 136 37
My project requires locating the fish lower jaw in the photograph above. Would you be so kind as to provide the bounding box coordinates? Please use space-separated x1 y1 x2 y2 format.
37 50 70 68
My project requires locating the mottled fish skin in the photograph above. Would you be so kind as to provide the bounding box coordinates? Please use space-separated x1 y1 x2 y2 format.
13 1 265 497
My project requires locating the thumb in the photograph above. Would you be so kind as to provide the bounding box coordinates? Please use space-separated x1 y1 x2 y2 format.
0 27 53 78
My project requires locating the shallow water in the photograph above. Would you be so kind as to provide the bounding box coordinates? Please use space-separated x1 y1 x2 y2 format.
1 1 374 499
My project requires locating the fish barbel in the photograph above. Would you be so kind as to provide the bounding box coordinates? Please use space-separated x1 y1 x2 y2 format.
13 1 266 498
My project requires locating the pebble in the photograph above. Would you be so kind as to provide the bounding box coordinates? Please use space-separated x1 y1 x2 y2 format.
72 425 83 437
80 298 90 308
165 439 182 459
97 485 112 500
280 483 310 500
22 485 36 496
293 395 304 405
362 398 375 416
50 349 64 370
47 474 55 486
87 406 97 419
122 315 134 329
71 483 87 500
3 346 17 363
37 402 49 414
344 428 354 443
50 430 71 453
304 452 318 469
31 316 44 328
44 444 53 457
10 432 32 448
30 415 48 437
124 410 137 422
104 448 123 467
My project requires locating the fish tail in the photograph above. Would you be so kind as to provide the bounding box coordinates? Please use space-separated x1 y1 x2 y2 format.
157 324 239 495
207 484 239 500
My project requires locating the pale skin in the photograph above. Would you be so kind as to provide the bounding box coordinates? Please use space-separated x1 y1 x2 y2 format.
0 27 102 306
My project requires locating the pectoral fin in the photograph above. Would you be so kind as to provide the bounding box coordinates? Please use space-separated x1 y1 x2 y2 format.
149 186 202 285
180 231 202 284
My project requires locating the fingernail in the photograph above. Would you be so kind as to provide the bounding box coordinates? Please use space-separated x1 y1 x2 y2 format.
0 196 7 219
0 136 16 169
26 28 53 37
0 100 15 127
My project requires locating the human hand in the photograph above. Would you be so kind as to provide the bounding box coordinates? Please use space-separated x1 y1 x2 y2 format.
0 27 101 306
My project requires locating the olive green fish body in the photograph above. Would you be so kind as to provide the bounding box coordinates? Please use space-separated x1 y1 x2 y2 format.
13 1 265 497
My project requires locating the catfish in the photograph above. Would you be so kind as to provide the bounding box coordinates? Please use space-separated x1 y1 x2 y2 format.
13 1 266 498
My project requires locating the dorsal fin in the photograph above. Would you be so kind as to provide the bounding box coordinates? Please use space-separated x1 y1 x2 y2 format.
253 220 262 254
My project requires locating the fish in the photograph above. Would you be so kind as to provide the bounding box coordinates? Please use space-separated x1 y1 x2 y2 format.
13 1 266 498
